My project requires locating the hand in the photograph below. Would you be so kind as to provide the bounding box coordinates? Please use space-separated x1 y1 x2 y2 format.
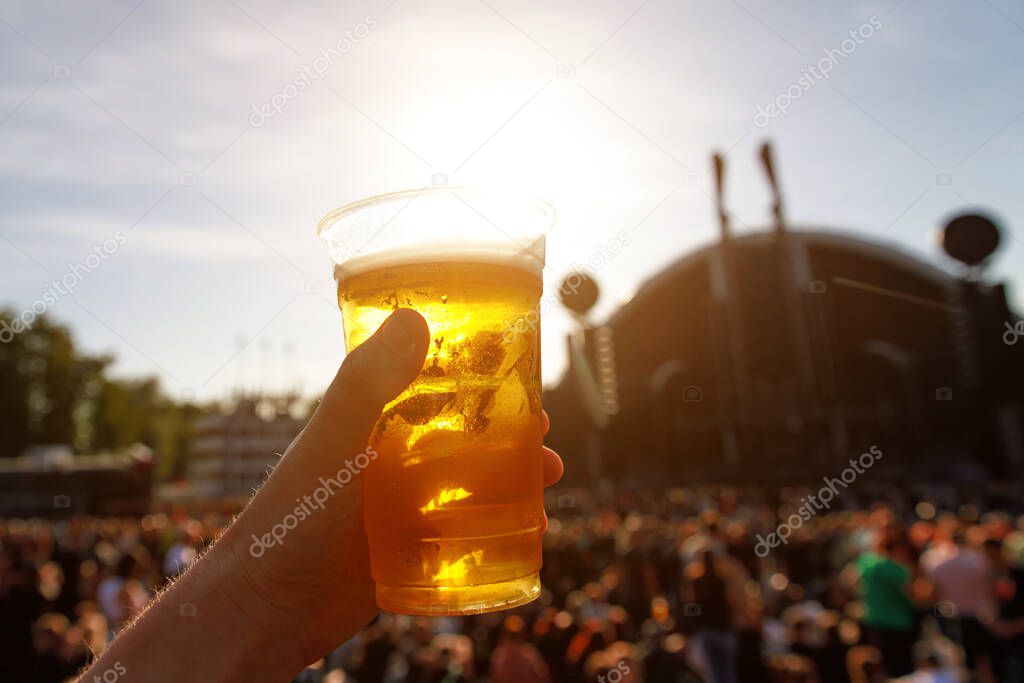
223 308 564 671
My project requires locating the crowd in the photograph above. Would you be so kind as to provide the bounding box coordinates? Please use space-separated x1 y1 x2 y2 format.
2 483 1024 683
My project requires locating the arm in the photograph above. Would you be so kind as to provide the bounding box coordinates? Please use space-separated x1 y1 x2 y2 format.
78 310 563 683
838 561 861 590
76 534 306 681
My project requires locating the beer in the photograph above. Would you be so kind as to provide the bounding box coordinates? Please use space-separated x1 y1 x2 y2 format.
337 245 545 615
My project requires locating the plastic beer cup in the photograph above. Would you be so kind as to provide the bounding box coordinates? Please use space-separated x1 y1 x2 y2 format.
317 188 554 615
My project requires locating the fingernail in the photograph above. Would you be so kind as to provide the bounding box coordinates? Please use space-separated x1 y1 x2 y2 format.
379 309 418 351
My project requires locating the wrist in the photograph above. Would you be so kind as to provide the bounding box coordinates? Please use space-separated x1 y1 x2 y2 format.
207 522 310 681
78 528 308 683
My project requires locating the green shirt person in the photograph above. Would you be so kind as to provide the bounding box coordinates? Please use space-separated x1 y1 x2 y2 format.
855 551 915 631
842 527 921 677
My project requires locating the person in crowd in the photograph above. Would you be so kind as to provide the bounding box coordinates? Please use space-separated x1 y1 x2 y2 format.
352 620 395 683
685 549 738 683
982 536 1024 683
891 642 958 683
843 522 920 677
0 542 45 682
790 614 851 683
489 615 551 683
921 525 996 681
642 632 705 683
95 550 149 634
30 613 76 683
161 524 199 578
846 645 885 683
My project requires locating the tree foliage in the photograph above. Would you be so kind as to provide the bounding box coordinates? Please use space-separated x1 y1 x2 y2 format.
0 309 198 479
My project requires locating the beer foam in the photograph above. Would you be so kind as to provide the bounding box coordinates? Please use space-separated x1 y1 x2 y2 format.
334 237 545 281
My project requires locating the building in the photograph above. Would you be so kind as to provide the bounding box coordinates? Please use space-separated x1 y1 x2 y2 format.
188 395 303 499
0 445 154 517
546 149 1023 486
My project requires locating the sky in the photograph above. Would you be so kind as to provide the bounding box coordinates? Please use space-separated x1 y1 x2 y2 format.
1 0 1022 403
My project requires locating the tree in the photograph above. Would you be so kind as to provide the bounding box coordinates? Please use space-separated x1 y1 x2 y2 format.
0 310 109 456
0 310 201 479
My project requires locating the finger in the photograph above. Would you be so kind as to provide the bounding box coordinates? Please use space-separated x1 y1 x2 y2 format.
542 446 563 487
334 308 430 406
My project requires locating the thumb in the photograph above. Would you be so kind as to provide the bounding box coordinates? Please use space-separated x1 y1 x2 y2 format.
233 310 429 568
309 308 430 446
